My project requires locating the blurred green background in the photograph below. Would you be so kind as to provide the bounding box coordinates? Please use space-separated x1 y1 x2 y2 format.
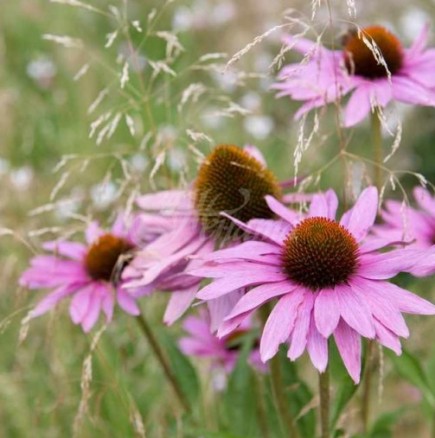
1 0 435 436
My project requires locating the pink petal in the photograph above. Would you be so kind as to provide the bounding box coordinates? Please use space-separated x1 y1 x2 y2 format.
244 145 266 166
101 288 115 322
351 277 409 337
308 189 338 219
81 288 102 332
314 288 340 337
413 186 435 216
260 290 305 362
343 84 372 127
164 285 199 325
225 280 296 320
368 281 435 315
336 285 375 338
197 270 287 300
265 196 299 225
340 186 378 241
117 289 140 315
208 290 244 332
358 248 423 280
374 320 402 355
334 320 361 384
306 317 328 372
29 286 76 318
136 190 192 211
42 241 87 260
218 313 251 338
288 291 314 360
70 286 93 324
85 221 104 244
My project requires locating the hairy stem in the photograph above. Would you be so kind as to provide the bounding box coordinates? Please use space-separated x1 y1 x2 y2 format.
361 340 375 434
319 367 330 438
371 110 383 190
135 313 190 413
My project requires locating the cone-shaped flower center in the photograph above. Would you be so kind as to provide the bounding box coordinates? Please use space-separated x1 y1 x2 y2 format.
344 26 403 79
84 233 135 282
283 217 359 290
194 144 282 239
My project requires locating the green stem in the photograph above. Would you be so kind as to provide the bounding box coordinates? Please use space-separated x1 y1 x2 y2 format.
319 367 330 438
259 306 299 438
361 340 375 434
371 110 383 190
135 313 190 413
269 355 299 438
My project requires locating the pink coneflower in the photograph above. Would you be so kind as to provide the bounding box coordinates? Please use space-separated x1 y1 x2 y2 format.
374 186 435 248
179 310 264 373
274 25 435 126
124 144 284 329
20 214 161 332
190 187 435 383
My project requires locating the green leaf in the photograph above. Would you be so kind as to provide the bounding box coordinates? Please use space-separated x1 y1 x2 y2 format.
278 348 316 438
158 330 201 409
386 349 435 408
369 408 406 438
223 335 259 437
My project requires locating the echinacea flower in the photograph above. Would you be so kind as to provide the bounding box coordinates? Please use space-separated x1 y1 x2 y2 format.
124 144 287 328
20 214 162 332
274 25 435 126
190 187 435 383
179 309 264 373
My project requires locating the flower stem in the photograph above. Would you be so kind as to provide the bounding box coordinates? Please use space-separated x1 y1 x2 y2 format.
361 340 375 434
319 367 330 438
269 355 299 438
135 312 191 413
371 110 383 190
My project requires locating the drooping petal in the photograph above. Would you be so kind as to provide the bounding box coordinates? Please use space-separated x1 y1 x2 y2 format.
29 285 77 318
336 285 375 338
374 320 402 355
343 84 372 127
260 290 305 362
207 290 244 332
70 285 93 324
164 285 199 325
81 288 102 332
306 317 328 372
314 288 340 337
367 281 435 315
117 289 140 315
334 319 361 384
197 270 287 300
225 281 297 320
288 291 314 360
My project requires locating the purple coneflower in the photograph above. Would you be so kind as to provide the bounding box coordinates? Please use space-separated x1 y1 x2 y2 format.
190 187 435 383
179 310 264 373
124 144 285 328
274 25 435 126
20 214 162 332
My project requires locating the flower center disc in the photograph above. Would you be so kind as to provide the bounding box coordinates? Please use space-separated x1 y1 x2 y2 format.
283 217 359 290
344 26 403 79
194 144 282 239
84 233 134 282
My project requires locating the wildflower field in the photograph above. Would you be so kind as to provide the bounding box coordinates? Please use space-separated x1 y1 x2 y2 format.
2 0 435 437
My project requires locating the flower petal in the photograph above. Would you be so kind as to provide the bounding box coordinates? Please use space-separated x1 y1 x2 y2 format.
340 186 378 242
260 290 305 362
334 320 361 384
306 317 328 372
314 288 340 337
